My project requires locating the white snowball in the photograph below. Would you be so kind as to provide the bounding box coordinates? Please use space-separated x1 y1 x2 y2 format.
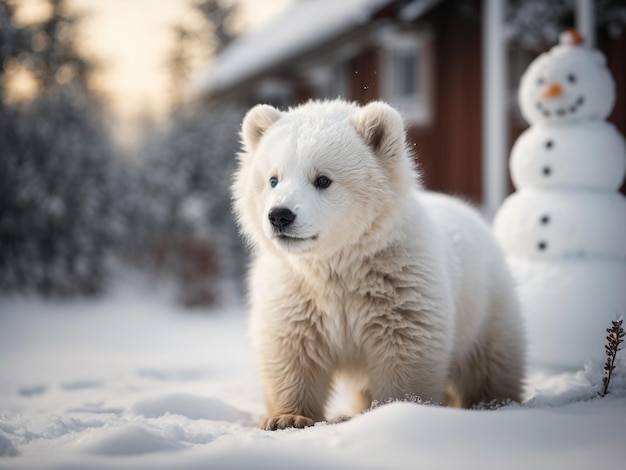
509 257 626 371
518 43 615 126
494 189 626 260
511 121 626 190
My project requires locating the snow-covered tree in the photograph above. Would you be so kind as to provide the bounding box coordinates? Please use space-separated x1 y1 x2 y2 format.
0 1 123 297
192 0 239 56
130 106 246 306
506 0 626 48
166 0 240 111
166 23 196 111
0 1 30 95
27 0 95 93
0 86 123 296
596 0 626 38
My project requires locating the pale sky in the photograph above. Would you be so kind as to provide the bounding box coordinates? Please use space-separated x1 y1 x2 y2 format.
16 0 290 126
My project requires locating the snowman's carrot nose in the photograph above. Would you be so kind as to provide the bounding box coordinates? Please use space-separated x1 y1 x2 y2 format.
543 82 563 98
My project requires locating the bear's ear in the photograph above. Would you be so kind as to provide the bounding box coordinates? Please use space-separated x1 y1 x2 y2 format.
351 101 405 161
241 104 283 152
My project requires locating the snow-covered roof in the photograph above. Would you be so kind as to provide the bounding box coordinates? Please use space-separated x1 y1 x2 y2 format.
190 0 392 98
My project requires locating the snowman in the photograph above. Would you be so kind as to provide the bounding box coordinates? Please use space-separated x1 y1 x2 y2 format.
493 29 626 372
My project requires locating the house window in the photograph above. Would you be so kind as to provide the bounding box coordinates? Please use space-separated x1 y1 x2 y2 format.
304 61 347 100
254 78 292 109
381 30 431 125
390 50 419 98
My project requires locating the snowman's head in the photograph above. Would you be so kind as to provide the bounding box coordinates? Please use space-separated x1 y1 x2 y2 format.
518 29 615 126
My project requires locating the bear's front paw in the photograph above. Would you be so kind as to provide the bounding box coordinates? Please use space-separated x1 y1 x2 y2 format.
258 414 316 430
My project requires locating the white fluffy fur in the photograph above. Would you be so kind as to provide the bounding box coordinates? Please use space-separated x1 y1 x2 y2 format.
233 100 525 430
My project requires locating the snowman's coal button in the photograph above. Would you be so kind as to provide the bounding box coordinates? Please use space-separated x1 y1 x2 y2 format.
542 166 552 176
537 241 548 251
545 140 554 149
540 215 550 225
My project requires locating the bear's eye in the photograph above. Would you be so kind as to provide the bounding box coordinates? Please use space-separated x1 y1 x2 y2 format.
314 175 332 189
567 73 576 84
269 176 279 188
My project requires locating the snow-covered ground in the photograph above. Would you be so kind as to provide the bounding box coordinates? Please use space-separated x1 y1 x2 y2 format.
1 274 625 469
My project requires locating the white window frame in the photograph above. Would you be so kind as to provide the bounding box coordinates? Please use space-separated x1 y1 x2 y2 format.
379 29 432 125
303 57 348 101
254 78 292 109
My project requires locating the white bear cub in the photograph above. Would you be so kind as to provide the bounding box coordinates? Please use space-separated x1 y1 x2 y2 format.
233 100 525 430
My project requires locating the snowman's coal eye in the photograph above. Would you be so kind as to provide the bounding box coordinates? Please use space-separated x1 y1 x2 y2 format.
567 73 577 84
537 77 545 86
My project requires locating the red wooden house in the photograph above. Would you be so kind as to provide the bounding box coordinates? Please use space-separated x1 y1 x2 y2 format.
192 0 626 214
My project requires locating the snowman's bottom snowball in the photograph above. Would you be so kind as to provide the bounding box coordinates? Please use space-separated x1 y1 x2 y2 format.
508 257 626 373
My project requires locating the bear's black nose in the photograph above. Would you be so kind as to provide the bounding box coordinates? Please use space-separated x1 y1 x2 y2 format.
268 207 296 229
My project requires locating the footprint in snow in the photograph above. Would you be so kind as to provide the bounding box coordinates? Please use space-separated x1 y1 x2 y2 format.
137 368 209 381
82 425 186 456
61 380 102 391
17 384 47 397
133 393 252 424
67 405 124 415
0 433 19 457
